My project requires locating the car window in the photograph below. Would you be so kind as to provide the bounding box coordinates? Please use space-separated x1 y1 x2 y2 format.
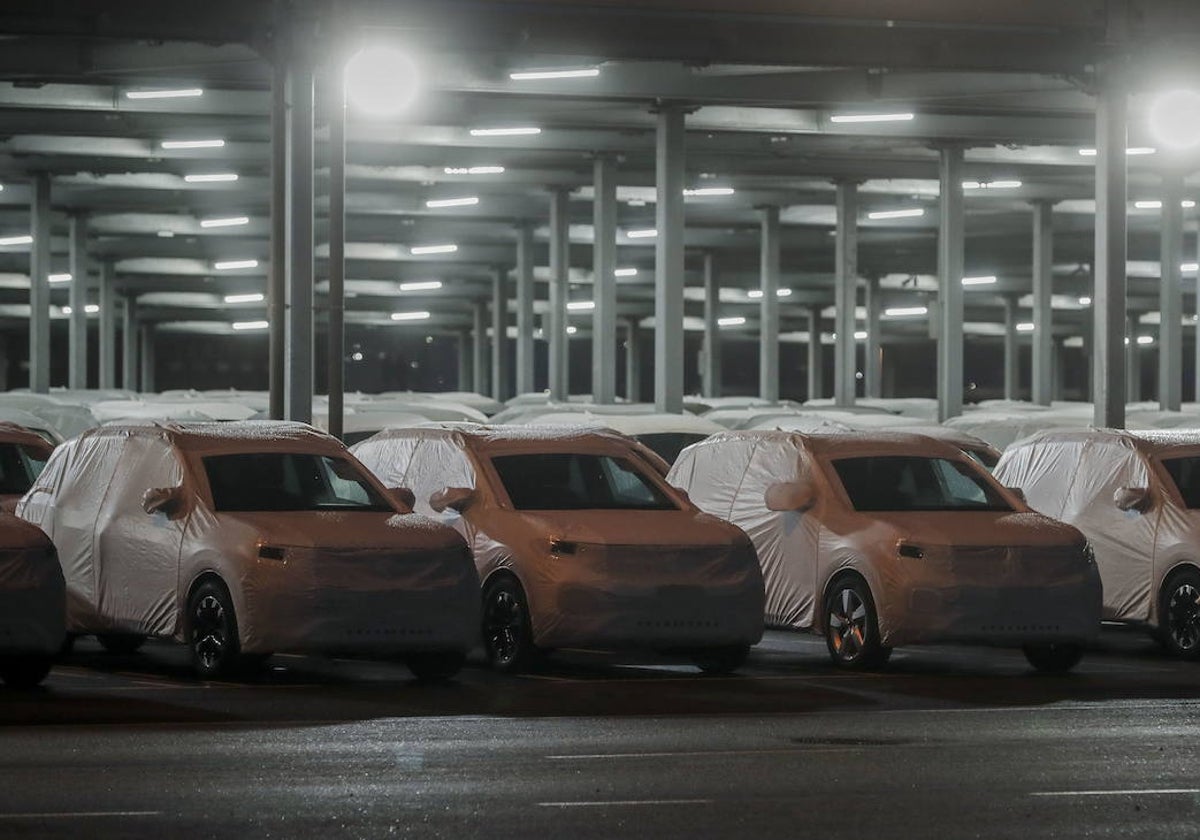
832 455 1012 512
1161 456 1200 508
203 452 392 512
0 443 37 494
491 452 677 511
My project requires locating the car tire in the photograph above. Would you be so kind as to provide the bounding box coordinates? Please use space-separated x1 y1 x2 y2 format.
0 655 53 689
1159 569 1200 660
405 651 467 682
692 644 750 674
481 577 540 673
188 580 242 680
823 576 892 670
1022 643 1084 673
97 634 146 655
59 634 77 656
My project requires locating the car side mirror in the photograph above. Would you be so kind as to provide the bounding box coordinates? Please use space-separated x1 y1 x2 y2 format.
765 480 815 512
1114 486 1151 513
388 487 416 511
142 486 184 517
429 486 476 514
1006 486 1027 505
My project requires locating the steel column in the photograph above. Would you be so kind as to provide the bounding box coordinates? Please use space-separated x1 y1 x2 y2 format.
834 182 858 407
515 224 535 395
864 276 882 398
626 318 641 402
326 47 346 439
67 215 88 389
937 148 965 421
1127 314 1141 402
548 188 570 400
473 300 488 395
759 206 781 402
1159 173 1184 411
491 266 509 400
1003 296 1020 400
592 156 618 404
1031 201 1055 405
268 34 287 420
284 38 315 424
139 325 155 393
702 253 720 398
98 262 116 389
122 296 138 391
654 105 685 413
808 306 824 401
1093 77 1128 429
457 331 471 390
29 173 50 394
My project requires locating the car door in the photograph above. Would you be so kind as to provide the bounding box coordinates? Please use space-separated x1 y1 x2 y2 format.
94 435 187 635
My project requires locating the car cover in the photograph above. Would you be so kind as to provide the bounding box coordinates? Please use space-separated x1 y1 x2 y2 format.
0 513 65 655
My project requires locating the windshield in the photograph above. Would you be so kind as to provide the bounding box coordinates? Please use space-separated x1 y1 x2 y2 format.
491 452 678 511
203 452 393 512
1161 456 1200 508
0 444 45 495
634 432 709 464
832 455 1012 512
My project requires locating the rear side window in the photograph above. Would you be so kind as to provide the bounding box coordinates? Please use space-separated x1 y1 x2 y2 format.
832 455 1012 512
0 443 47 494
1161 456 1200 508
491 453 676 511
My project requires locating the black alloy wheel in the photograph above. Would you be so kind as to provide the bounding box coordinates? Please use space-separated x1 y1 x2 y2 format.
1161 569 1200 659
188 580 241 679
481 577 538 673
823 576 892 670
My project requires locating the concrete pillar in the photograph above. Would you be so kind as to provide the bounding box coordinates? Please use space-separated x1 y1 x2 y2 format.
702 253 720 398
548 188 570 400
515 224 535 395
98 263 116 389
759 205 780 403
864 276 882 399
139 325 155 393
68 214 88 390
473 300 488 396
654 105 685 413
268 32 287 420
1003 295 1020 401
807 306 824 401
1053 338 1066 401
834 182 858 407
626 318 641 402
491 267 509 400
1093 74 1127 429
122 296 138 391
1127 314 1141 402
29 173 50 394
1031 201 1054 405
937 147 965 421
1159 172 1184 411
592 155 618 404
457 330 471 391
284 32 315 424
325 48 346 439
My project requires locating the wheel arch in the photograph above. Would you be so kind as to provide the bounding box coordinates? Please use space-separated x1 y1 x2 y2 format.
817 567 874 639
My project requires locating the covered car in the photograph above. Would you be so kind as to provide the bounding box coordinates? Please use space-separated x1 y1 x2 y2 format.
17 421 480 680
0 423 54 511
668 431 1101 671
0 513 64 687
528 411 723 464
995 429 1200 658
353 424 765 673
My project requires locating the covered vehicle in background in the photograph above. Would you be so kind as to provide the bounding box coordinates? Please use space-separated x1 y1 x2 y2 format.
0 513 64 688
353 424 765 673
528 411 723 464
669 431 1101 671
18 421 479 680
0 423 54 510
996 429 1200 658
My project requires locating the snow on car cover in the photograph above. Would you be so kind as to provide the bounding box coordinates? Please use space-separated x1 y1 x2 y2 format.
17 421 479 657
0 512 64 655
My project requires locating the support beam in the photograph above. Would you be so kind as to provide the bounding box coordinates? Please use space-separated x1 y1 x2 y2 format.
1159 172 1184 412
515 224 535 395
702 253 720 398
491 266 508 401
1053 338 1066 401
29 173 50 394
548 188 570 401
457 331 471 390
759 205 781 403
1093 74 1127 429
1031 201 1054 405
268 36 286 421
473 300 488 396
326 47 346 439
1127 314 1141 402
98 262 116 390
122 295 138 391
284 35 315 424
807 306 824 400
864 276 882 399
592 155 618 405
654 105 685 413
68 214 88 390
1003 295 1020 401
139 325 155 393
626 318 641 402
937 148 965 421
834 182 858 407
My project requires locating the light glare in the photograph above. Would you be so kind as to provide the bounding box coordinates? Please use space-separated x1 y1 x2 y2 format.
161 139 225 149
232 320 269 331
509 67 600 81
409 244 457 255
126 88 203 100
868 208 925 220
224 293 264 303
425 197 479 208
345 46 420 118
398 280 443 292
884 306 928 317
214 259 259 271
1148 89 1200 152
185 173 238 183
830 112 914 123
200 216 250 228
391 311 431 322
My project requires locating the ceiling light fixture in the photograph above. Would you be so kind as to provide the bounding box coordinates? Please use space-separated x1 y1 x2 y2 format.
566 300 595 311
344 46 421 118
1016 322 1035 332
625 228 658 239
0 235 33 246
200 216 250 228
48 273 71 284
232 320 269 331
830 112 915 123
854 330 869 340
961 275 998 286
884 306 929 317
1078 147 1156 156
424 197 479 208
185 173 238 183
566 325 579 335
1137 335 1155 345
398 280 443 292
469 127 541 137
161 139 225 150
443 165 506 175
614 268 639 277
214 259 259 271
683 187 736 197
224 293 264 304
1183 263 1200 273
717 316 747 327
409 244 458 255
868 208 925 220
391 310 432 321
126 88 203 100
509 67 599 81
963 180 1022 190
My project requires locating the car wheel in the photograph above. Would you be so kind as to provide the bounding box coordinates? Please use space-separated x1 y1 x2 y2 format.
59 634 77 656
1022 643 1084 673
405 651 467 682
481 577 539 673
1160 569 1200 659
188 580 241 680
692 644 750 675
0 655 53 689
97 634 146 655
823 577 892 670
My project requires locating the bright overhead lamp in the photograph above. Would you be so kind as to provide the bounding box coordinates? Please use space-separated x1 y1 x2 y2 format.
854 330 869 340
232 320 269 331
747 288 792 299
963 180 1022 190
157 230 175 238
185 173 238 183
161 139 225 150
566 300 595 311
200 216 250 228
1016 322 1035 332
884 306 928 317
391 310 431 322
1183 263 1200 273
1078 147 1156 157
1185 200 1197 209
962 275 997 286
398 280 442 292
614 267 638 277
830 112 914 123
224 293 264 304
48 273 72 284
469 127 541 137
868 208 925 220
1135 200 1163 210
509 67 599 81
444 165 506 175
1079 296 1092 306
409 244 458 255
1136 335 1155 345
1148 89 1200 152
625 228 658 239
566 325 579 335
126 88 203 100
717 316 747 327
425 197 479 208
214 259 259 271
683 187 735 197
62 304 99 315
344 46 420 118
0 235 33 246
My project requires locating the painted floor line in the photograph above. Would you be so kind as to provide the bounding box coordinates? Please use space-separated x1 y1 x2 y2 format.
0 810 163 819
1030 789 1200 797
546 745 932 761
538 799 711 807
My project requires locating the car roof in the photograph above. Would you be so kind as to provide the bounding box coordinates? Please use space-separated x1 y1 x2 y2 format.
1007 427 1200 458
361 422 647 455
78 420 348 457
688 429 971 460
